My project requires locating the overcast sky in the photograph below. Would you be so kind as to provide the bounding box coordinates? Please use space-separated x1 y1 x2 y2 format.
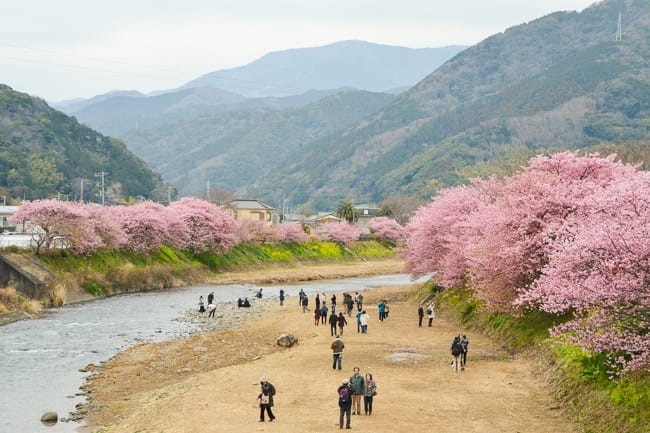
1 0 597 102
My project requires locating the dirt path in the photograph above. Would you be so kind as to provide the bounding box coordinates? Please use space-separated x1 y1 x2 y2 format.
84 278 577 433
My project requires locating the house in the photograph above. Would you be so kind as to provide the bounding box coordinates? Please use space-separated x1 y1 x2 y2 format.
303 212 341 226
0 206 20 233
224 199 274 226
354 204 380 227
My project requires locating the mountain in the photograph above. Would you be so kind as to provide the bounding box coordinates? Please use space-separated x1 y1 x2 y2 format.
51 90 146 113
0 85 164 203
247 0 650 210
121 90 397 195
183 40 468 97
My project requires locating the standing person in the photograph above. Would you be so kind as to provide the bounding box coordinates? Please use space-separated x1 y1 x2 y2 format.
363 373 377 415
355 309 362 333
315 293 321 311
377 300 385 322
359 310 369 334
329 312 338 337
451 335 462 373
298 289 306 306
337 312 348 336
321 292 327 307
207 291 214 305
207 303 217 318
279 289 285 306
349 367 365 415
314 306 321 326
301 294 309 313
418 304 424 327
460 334 470 369
321 304 329 325
331 335 344 370
331 294 337 314
337 379 352 429
384 300 390 319
356 292 363 311
346 295 354 317
257 376 276 422
198 296 205 313
427 303 435 327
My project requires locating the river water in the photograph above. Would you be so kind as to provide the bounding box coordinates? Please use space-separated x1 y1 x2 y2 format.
0 273 421 433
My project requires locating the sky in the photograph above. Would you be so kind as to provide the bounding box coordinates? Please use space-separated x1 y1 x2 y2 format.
0 0 598 102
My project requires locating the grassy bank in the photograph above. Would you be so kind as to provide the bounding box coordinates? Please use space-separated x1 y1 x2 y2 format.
3 240 394 306
426 284 649 433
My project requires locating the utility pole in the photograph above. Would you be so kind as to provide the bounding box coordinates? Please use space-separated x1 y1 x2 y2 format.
95 171 108 206
616 10 622 41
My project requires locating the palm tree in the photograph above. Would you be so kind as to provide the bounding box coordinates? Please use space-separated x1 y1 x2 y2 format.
336 199 359 223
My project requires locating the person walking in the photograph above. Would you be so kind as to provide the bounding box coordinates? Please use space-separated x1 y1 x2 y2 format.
418 304 424 327
349 367 365 415
314 306 321 326
331 294 337 314
377 300 385 322
427 303 435 327
451 335 462 373
207 303 217 318
331 335 344 370
359 310 369 334
460 334 470 368
301 294 309 313
257 377 276 422
329 312 338 337
198 296 205 313
355 309 362 333
279 289 285 306
337 379 352 429
363 373 377 415
321 304 329 325
337 312 348 336
384 300 390 319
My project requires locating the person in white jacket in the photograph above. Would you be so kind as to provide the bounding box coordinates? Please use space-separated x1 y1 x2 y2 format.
359 310 370 333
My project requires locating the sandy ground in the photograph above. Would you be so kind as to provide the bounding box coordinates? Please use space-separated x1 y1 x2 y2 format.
83 261 578 433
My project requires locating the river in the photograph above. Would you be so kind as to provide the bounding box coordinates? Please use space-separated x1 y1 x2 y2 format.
0 273 422 433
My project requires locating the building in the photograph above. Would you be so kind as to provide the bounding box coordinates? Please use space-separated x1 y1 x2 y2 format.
0 206 20 233
224 199 275 226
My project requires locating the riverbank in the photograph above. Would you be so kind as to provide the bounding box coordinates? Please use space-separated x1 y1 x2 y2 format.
82 279 578 433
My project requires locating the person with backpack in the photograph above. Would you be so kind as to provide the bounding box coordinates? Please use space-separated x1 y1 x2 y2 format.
337 379 352 429
257 376 276 422
349 367 365 415
363 372 377 415
451 335 462 373
331 335 345 370
460 334 470 368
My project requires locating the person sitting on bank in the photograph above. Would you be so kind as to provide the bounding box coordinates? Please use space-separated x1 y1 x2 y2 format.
243 298 251 308
255 288 263 299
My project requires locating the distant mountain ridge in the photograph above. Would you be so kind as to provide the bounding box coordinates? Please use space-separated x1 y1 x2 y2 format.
184 40 467 97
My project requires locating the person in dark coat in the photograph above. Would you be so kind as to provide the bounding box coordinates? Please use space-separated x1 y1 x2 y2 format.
418 304 424 327
337 312 348 336
258 376 276 422
337 379 352 429
329 312 338 336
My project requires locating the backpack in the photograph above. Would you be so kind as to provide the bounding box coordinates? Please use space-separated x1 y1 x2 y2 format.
451 340 462 356
339 386 351 404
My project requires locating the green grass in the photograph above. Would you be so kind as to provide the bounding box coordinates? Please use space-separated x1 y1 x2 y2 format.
431 284 649 433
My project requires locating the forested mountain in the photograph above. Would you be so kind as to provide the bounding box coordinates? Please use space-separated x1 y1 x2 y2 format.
248 0 650 209
121 90 397 195
0 85 164 203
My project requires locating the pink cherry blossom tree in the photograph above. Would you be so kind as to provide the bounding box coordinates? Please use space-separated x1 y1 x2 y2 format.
275 223 309 243
321 222 363 243
168 198 237 252
236 220 276 243
10 199 102 255
368 216 405 242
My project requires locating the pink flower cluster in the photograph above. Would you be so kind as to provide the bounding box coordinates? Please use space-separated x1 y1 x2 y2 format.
403 152 649 374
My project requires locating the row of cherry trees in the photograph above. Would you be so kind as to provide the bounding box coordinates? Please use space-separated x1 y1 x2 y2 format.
404 152 649 374
10 198 406 255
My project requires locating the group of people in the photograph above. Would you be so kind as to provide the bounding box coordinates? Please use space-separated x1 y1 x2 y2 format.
257 367 378 429
451 334 470 372
417 302 436 327
198 291 217 317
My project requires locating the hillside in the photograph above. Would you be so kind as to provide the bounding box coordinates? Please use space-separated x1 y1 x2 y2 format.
0 85 164 202
121 90 396 195
249 0 650 209
184 40 467 97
